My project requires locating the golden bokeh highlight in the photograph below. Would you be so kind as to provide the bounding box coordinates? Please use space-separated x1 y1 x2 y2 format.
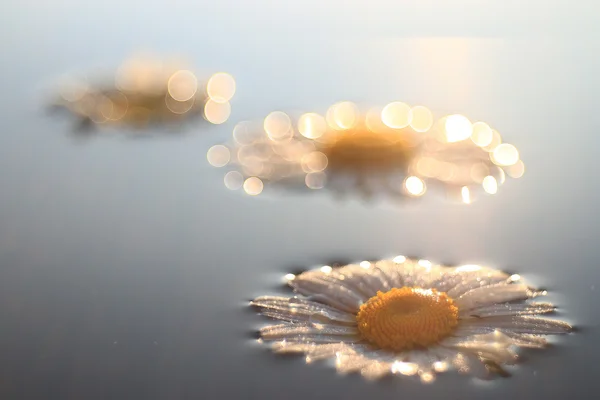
206 72 236 102
444 114 472 142
405 176 426 196
264 111 293 140
301 151 328 173
492 143 520 166
482 175 498 194
483 129 502 152
381 102 412 129
506 160 525 178
461 186 471 204
298 113 327 139
471 121 493 147
243 177 264 196
327 101 359 130
204 99 231 124
409 106 433 132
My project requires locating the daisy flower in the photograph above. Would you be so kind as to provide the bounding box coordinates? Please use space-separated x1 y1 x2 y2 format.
210 102 524 202
251 257 572 382
50 55 236 129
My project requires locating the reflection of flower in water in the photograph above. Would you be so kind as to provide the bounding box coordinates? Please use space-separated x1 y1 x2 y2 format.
52 55 235 131
209 101 524 202
251 257 572 382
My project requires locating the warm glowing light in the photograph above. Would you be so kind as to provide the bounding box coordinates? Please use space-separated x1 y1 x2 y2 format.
461 186 471 204
433 361 448 372
418 259 433 268
482 175 498 194
360 261 371 269
207 145 231 167
381 102 412 129
510 274 521 282
207 72 236 102
393 255 407 263
492 143 520 166
456 265 481 272
506 160 525 178
305 172 326 189
471 121 493 147
301 151 328 173
204 99 231 124
392 361 419 376
284 273 296 281
243 177 264 195
298 113 327 139
483 129 502 152
497 167 506 185
404 176 426 196
335 101 359 129
224 171 244 190
409 105 433 132
167 70 198 102
327 101 358 130
364 107 387 132
420 371 435 383
320 265 332 273
264 111 293 140
444 114 472 142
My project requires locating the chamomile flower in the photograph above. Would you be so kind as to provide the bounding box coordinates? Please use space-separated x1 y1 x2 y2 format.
251 258 571 382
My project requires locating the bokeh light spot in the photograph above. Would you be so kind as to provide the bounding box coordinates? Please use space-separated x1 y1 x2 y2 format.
204 99 231 124
444 114 472 142
409 105 433 132
207 72 236 102
492 143 520 166
381 102 412 129
224 171 244 190
167 70 198 102
243 177 264 195
298 113 327 139
207 145 231 167
405 176 426 196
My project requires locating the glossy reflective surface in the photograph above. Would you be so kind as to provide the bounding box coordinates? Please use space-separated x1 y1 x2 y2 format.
1 1 599 399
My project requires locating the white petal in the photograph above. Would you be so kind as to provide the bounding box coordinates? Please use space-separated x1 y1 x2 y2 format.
455 283 532 311
360 361 394 380
289 271 367 312
462 302 555 318
260 322 359 341
336 349 394 375
251 296 356 324
442 331 517 364
434 266 510 297
458 315 572 334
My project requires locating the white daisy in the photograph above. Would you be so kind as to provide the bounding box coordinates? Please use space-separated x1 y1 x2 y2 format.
251 257 572 382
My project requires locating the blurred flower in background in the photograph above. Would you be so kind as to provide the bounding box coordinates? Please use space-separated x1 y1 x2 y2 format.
208 101 524 203
50 54 236 133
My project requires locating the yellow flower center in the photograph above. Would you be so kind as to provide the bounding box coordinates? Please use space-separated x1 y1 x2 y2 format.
356 287 459 351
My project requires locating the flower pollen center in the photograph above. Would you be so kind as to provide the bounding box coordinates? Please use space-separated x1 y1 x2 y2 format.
356 287 458 351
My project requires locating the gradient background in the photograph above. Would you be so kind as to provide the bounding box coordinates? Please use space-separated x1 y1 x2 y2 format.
1 1 599 399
